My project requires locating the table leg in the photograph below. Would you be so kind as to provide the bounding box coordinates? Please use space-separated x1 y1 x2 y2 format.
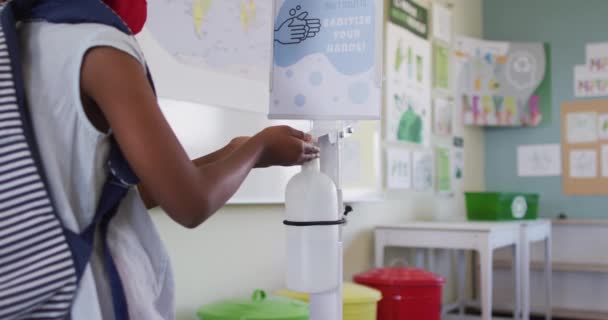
374 231 384 268
479 244 493 320
521 232 530 320
513 243 522 320
457 250 466 318
415 248 425 269
545 236 552 320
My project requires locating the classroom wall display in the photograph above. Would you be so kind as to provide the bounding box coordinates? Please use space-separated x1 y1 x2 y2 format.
435 146 452 195
385 148 412 189
269 0 383 120
454 36 551 127
139 0 273 114
561 99 608 195
574 42 608 98
433 97 452 136
384 1 431 145
412 150 434 191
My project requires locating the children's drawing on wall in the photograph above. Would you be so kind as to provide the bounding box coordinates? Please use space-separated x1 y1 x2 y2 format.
386 148 412 189
436 147 452 195
434 45 450 90
433 97 453 136
570 149 598 179
385 22 431 145
598 114 608 140
453 137 464 182
413 150 434 191
454 36 550 127
566 112 598 144
575 42 608 98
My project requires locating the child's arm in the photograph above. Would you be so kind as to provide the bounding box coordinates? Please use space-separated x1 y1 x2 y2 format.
81 47 319 228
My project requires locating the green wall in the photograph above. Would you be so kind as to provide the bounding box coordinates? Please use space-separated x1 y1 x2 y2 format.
483 0 608 218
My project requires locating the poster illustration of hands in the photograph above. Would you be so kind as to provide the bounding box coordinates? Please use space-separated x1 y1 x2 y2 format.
454 36 551 127
270 0 382 120
384 0 431 145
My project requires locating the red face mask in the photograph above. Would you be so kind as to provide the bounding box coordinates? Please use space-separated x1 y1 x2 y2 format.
103 0 148 34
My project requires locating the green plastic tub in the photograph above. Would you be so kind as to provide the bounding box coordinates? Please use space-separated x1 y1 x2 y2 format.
465 192 539 221
197 290 309 320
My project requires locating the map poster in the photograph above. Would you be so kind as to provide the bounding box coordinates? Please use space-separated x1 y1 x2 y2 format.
141 0 273 113
269 0 382 120
454 36 551 127
385 22 432 145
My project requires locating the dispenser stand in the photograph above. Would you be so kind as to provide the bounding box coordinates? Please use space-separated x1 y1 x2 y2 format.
309 123 349 320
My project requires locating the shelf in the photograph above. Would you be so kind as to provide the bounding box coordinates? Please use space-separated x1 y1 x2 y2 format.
493 259 608 274
552 219 608 227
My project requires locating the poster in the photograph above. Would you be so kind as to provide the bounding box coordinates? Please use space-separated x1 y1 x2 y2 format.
139 0 274 113
386 148 412 189
432 4 452 44
586 42 608 73
434 45 450 90
433 97 452 136
566 112 598 144
452 144 464 182
270 0 382 120
385 13 431 145
436 147 452 194
599 114 608 140
574 65 608 98
602 145 608 177
454 36 550 127
569 149 598 178
573 42 608 98
517 144 562 177
413 150 433 191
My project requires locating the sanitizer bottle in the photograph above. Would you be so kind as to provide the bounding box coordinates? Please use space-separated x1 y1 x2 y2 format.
285 158 340 293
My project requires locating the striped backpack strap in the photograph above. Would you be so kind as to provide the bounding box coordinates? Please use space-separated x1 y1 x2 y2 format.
0 2 78 319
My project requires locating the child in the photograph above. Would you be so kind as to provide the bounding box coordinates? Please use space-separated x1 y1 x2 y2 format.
17 0 319 319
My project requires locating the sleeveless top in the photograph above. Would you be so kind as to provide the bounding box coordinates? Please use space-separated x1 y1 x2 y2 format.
18 21 175 320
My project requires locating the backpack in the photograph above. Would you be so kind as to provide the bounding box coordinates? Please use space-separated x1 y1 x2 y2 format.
0 0 147 318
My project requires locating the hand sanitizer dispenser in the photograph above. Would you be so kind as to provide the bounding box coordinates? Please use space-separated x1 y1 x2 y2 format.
285 158 340 293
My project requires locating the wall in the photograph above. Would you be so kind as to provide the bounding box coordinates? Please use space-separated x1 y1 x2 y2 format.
151 1 484 319
483 0 608 219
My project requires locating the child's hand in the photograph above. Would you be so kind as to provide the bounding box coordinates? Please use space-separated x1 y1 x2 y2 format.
253 126 320 168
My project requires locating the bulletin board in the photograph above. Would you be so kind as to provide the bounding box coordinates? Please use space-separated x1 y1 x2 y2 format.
561 99 608 195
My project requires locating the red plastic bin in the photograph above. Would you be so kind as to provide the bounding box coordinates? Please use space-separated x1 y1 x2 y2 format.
354 267 445 320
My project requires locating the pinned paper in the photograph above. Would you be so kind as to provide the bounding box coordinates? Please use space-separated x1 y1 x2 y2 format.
385 22 432 145
598 114 608 140
453 147 464 182
433 97 453 136
436 146 452 194
432 4 452 44
517 144 562 177
434 45 450 90
570 149 598 178
413 150 434 191
574 65 608 98
386 148 412 189
566 112 598 144
602 145 608 177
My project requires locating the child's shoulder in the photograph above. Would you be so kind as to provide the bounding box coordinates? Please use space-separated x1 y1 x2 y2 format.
23 21 145 65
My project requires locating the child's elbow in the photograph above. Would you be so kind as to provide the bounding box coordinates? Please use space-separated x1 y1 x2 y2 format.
166 199 215 229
